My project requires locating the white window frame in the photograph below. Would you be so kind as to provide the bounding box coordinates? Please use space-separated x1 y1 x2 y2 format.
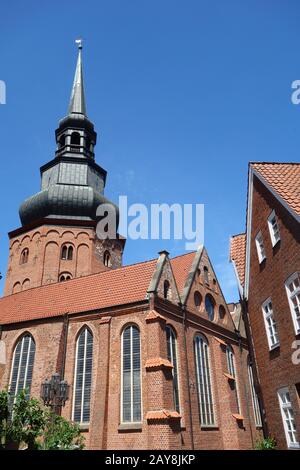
267 210 280 247
285 272 300 336
72 328 93 424
9 334 35 403
194 334 216 427
255 231 266 264
278 387 300 449
120 325 142 424
248 362 262 428
262 298 280 350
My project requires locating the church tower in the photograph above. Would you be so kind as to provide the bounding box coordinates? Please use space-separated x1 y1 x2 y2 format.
4 42 125 296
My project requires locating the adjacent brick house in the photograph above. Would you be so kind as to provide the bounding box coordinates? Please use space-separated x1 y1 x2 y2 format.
0 45 262 450
230 162 300 450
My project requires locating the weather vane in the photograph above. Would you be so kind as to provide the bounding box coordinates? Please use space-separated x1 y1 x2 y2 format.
75 38 83 50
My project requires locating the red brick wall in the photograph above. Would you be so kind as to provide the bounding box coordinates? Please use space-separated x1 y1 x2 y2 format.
248 175 300 449
4 223 123 296
0 300 261 450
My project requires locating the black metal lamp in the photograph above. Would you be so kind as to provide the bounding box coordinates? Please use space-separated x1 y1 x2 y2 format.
40 373 70 414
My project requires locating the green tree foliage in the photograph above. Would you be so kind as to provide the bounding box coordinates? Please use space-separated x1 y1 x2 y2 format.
0 389 84 450
255 436 277 450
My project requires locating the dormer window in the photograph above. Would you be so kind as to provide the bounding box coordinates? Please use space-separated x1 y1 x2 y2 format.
103 250 111 267
61 244 73 261
268 210 280 247
255 231 266 263
20 248 29 265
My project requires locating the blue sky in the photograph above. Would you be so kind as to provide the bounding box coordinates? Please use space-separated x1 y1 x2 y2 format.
0 0 300 302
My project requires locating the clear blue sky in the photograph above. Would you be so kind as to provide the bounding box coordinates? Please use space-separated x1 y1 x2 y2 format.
0 0 300 302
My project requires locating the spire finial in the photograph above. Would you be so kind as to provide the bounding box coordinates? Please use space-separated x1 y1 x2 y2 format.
68 39 87 115
75 38 83 50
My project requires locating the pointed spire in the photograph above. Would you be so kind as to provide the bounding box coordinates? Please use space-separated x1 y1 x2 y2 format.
68 39 87 115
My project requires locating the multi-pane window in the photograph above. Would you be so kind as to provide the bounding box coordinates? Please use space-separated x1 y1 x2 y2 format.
122 325 142 423
262 298 279 349
285 273 300 335
255 231 266 263
166 325 180 413
278 387 299 448
268 210 280 247
226 345 241 414
9 334 36 401
247 360 262 427
194 334 215 426
72 328 93 424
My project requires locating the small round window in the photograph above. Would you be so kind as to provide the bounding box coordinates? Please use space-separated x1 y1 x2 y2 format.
205 295 215 321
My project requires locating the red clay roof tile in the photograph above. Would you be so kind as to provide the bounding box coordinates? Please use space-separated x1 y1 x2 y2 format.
252 162 300 218
230 234 246 288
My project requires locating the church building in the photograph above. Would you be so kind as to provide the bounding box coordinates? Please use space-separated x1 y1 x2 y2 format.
0 45 262 449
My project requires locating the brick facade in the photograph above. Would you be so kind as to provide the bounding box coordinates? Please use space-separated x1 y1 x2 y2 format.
4 220 124 296
246 175 300 449
0 251 262 449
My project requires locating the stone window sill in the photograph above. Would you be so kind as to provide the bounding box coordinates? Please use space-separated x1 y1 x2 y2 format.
118 423 143 432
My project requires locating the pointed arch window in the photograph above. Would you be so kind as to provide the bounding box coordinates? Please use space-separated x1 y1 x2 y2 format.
247 358 262 427
121 325 142 423
61 244 73 261
9 334 36 401
72 328 93 424
226 345 241 414
166 325 180 413
20 248 29 265
194 334 215 426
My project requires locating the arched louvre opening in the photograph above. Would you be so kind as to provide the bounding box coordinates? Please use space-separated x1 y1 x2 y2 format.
9 335 36 401
122 325 141 423
194 334 215 426
166 325 180 413
72 328 93 424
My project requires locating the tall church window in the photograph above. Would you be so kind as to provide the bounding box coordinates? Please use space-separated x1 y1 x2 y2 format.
194 334 215 426
121 325 142 423
72 328 93 424
9 334 36 402
166 325 180 413
247 358 262 427
20 248 29 265
226 345 241 414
